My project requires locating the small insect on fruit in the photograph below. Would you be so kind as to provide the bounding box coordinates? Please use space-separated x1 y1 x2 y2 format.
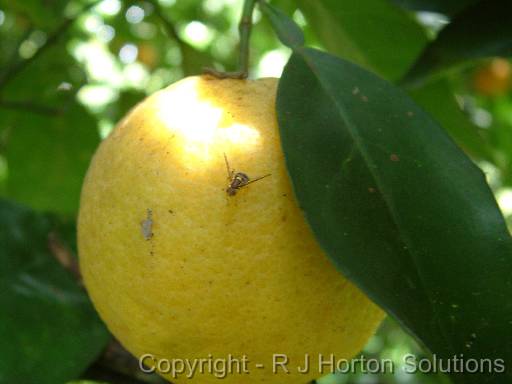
224 153 270 196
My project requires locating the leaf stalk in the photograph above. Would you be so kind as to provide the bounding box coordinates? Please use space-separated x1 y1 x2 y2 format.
203 0 258 79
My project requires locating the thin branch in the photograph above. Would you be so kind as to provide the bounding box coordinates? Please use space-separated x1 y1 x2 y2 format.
237 0 258 77
83 339 169 384
0 0 102 91
203 0 257 79
147 0 187 51
0 99 62 116
0 26 34 77
99 339 144 377
82 362 154 384
48 232 82 283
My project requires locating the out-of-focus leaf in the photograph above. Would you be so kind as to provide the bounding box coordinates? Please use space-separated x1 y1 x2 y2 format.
0 0 68 29
403 0 512 86
4 103 99 214
181 42 213 76
0 42 86 103
409 79 493 161
0 198 110 383
0 12 32 70
0 39 98 214
145 0 212 76
295 0 428 81
389 0 479 16
105 90 146 125
259 1 304 48
485 97 512 186
277 47 512 384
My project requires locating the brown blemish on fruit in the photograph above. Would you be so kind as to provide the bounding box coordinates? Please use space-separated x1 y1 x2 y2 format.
141 209 153 240
141 209 155 256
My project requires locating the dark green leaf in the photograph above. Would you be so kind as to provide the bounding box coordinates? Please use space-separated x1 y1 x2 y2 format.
259 1 304 48
403 0 512 86
409 79 493 161
277 47 512 384
0 198 110 383
296 0 428 80
389 0 479 16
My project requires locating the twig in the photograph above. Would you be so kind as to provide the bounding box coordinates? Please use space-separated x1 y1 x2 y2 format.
0 99 62 116
237 0 258 77
84 339 169 384
147 0 187 51
203 0 257 79
48 232 82 284
101 339 143 375
0 0 102 91
82 362 154 384
0 26 34 78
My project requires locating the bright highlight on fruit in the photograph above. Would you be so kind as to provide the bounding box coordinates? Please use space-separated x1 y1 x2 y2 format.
78 76 384 383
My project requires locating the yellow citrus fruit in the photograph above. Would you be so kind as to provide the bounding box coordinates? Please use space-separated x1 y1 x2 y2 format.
78 76 384 384
137 43 159 68
473 58 511 96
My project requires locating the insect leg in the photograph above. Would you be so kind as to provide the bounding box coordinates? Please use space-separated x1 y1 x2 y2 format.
224 152 234 179
246 174 271 185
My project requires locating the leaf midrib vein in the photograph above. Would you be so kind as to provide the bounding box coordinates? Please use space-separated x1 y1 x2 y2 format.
296 48 460 366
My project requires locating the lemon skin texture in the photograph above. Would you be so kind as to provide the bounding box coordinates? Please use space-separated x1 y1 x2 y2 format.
78 76 385 383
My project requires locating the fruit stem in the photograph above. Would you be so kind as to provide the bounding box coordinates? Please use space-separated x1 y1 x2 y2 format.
203 0 257 79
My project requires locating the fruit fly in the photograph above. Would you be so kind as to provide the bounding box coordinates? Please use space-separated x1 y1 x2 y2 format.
224 153 270 196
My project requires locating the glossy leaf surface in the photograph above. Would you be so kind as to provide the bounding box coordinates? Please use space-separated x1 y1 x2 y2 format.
0 199 110 383
277 47 512 384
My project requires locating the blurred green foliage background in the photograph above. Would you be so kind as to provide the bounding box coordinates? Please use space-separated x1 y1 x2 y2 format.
0 0 510 383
